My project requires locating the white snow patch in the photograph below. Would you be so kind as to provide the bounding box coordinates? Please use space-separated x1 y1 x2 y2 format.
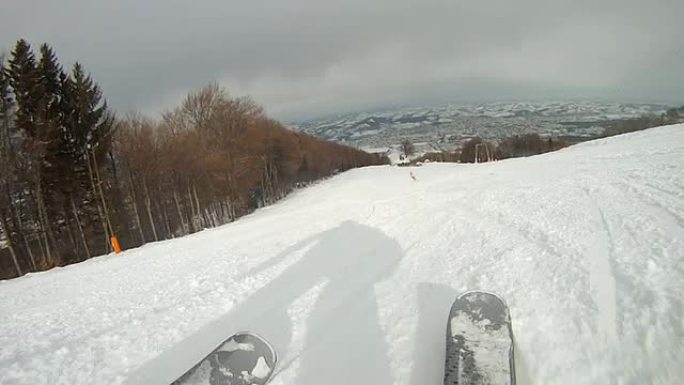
220 340 255 352
252 356 271 379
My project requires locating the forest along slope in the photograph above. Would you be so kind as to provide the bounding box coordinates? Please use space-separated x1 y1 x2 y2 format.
1 125 683 385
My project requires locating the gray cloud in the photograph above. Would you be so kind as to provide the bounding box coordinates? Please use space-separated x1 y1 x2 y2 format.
2 0 683 121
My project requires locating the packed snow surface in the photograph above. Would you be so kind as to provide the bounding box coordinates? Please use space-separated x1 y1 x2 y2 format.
2 125 684 385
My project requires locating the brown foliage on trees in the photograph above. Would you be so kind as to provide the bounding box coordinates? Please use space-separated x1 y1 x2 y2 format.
106 84 388 257
601 107 684 138
410 134 569 166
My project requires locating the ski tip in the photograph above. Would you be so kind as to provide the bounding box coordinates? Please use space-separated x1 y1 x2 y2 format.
456 290 509 307
450 291 511 326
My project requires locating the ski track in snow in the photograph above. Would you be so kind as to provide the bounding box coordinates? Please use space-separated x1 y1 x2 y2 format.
1 125 684 385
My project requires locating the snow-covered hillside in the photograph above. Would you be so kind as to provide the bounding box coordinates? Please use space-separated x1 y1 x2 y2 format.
1 125 683 385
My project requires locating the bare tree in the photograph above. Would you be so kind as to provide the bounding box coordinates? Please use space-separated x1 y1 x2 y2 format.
400 139 415 158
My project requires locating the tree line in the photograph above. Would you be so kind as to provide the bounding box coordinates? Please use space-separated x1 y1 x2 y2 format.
0 40 388 279
408 134 569 165
406 105 684 166
600 106 684 137
461 105 684 163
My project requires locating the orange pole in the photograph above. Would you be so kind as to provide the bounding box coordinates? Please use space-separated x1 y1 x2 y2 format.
110 236 122 254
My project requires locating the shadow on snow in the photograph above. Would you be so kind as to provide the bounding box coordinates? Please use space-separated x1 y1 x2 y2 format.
125 221 403 385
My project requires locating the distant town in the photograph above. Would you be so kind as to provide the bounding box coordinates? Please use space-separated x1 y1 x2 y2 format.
293 101 672 154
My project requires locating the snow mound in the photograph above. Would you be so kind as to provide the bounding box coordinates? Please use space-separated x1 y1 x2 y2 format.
1 125 683 385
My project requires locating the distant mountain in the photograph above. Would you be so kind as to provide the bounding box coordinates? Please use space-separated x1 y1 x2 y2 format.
290 102 671 152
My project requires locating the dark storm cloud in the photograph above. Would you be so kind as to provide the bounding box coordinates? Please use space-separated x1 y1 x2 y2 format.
2 0 683 120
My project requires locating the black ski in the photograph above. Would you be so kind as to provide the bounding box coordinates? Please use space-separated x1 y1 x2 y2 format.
444 291 515 385
172 332 277 385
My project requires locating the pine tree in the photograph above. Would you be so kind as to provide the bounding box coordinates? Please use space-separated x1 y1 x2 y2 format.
0 55 23 275
0 55 14 148
7 41 79 267
69 63 114 151
7 40 56 267
37 44 63 123
63 62 116 252
7 39 40 138
36 44 69 194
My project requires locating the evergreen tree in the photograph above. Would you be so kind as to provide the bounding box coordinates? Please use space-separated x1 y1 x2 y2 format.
8 40 65 158
7 39 40 138
63 62 116 253
65 63 114 154
36 44 69 194
7 39 58 267
36 44 64 130
62 62 115 197
0 56 14 148
0 56 23 276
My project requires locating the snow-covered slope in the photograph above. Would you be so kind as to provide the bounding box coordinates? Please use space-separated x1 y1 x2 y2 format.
1 125 683 385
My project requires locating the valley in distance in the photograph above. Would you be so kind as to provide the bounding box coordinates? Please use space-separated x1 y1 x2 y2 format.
292 101 672 161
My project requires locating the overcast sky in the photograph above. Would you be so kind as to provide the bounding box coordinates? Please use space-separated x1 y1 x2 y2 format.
1 0 683 121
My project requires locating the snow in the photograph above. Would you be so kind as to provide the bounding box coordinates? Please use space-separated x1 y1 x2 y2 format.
221 339 255 352
1 125 684 385
252 356 271 379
